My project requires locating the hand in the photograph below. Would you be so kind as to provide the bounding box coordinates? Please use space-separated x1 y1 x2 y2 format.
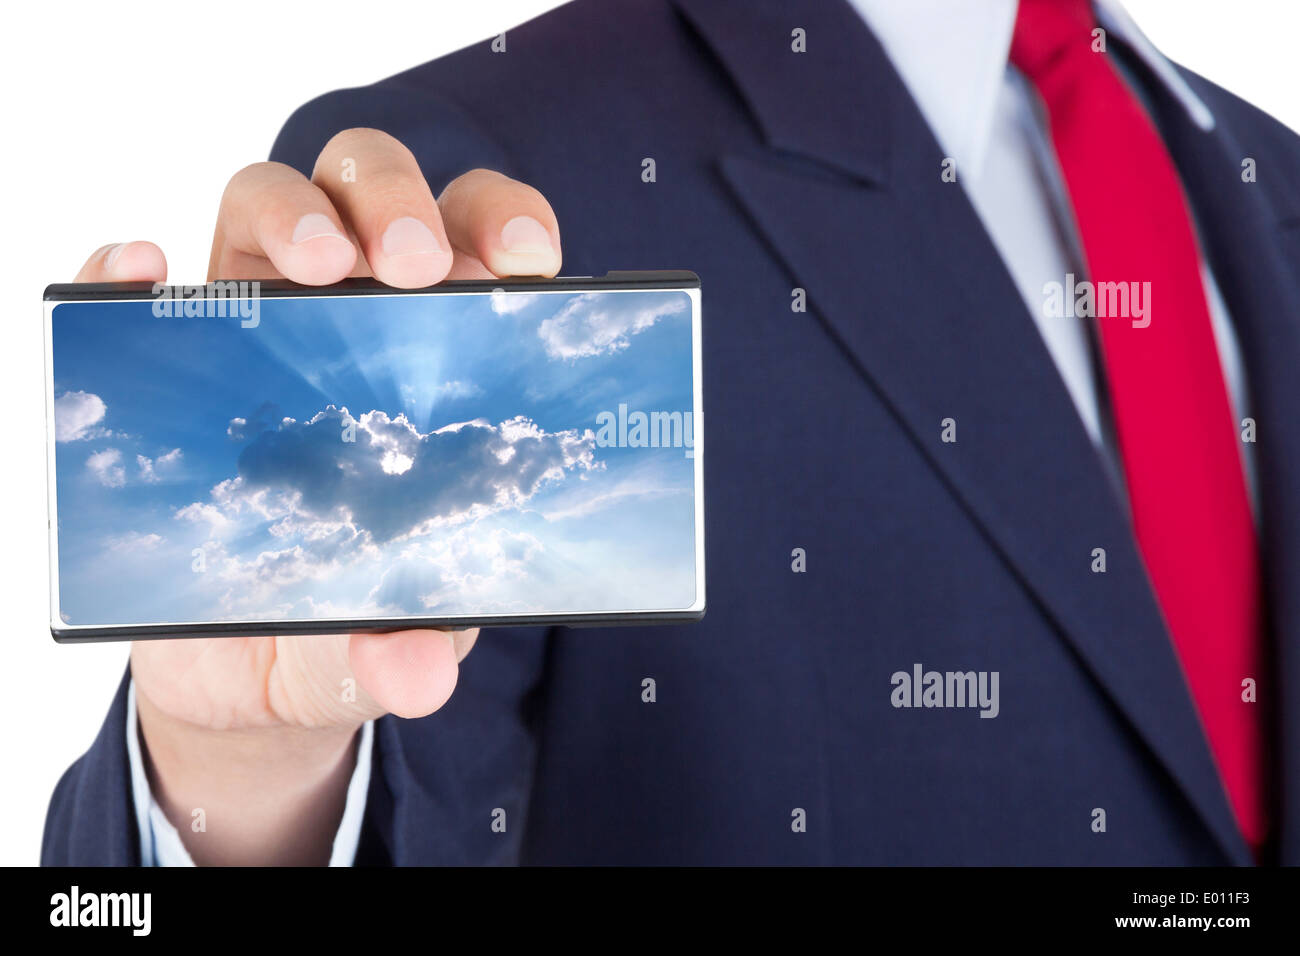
71 128 564 865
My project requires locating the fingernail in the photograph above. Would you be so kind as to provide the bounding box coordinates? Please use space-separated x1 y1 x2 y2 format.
500 216 555 256
291 213 347 245
103 243 127 273
381 216 442 257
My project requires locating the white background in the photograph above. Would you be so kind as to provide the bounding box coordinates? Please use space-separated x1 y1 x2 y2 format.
0 0 1295 865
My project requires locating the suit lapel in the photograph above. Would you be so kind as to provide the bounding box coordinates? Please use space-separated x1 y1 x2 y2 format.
1142 54 1300 864
674 0 1250 863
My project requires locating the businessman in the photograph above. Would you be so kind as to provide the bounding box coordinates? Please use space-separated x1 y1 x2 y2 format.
44 0 1300 865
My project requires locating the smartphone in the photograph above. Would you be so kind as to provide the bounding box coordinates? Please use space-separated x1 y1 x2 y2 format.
43 272 704 641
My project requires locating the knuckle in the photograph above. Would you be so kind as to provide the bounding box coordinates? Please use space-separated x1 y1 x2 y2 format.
445 167 506 193
510 180 551 209
315 130 426 196
358 167 432 209
221 162 284 204
446 169 550 213
320 127 410 161
229 160 281 184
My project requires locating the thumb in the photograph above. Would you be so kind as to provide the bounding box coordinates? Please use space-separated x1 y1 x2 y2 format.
348 629 476 719
74 240 167 282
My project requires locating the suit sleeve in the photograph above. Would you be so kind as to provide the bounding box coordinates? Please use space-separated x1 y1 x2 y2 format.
43 628 553 867
42 669 141 866
355 627 553 865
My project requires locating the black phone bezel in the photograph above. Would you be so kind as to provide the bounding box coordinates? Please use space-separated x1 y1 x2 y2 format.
44 271 704 642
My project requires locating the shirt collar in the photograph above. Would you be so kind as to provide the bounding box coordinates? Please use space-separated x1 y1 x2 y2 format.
846 0 1215 179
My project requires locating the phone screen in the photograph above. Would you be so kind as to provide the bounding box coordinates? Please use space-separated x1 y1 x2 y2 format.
45 281 703 637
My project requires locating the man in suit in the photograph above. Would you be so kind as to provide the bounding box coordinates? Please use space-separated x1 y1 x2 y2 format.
43 0 1300 865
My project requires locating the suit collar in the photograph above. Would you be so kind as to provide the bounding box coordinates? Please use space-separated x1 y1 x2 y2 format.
677 0 1256 863
671 0 892 184
717 148 1253 866
1095 0 1216 131
672 0 1216 189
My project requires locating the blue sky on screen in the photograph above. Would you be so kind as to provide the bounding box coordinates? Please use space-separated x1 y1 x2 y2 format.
51 289 696 626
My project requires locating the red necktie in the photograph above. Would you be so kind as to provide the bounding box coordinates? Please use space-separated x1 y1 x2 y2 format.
1010 0 1267 850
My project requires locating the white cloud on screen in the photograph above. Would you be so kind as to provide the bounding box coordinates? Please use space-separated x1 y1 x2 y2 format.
105 531 164 553
138 448 182 483
489 291 539 315
537 293 687 360
54 390 108 442
366 528 544 615
86 448 125 488
169 405 597 606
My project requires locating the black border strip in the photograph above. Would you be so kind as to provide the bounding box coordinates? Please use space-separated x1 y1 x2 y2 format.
44 271 701 300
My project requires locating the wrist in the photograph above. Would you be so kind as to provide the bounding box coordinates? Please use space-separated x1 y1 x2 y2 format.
135 688 361 865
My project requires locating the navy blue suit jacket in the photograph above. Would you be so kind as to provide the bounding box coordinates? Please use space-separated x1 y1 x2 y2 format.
44 0 1300 865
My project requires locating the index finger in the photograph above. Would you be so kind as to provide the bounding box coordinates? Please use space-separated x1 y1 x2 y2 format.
211 161 358 285
311 129 454 288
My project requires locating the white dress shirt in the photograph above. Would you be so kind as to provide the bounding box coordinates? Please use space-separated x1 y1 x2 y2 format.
127 0 1252 865
849 0 1250 455
127 681 373 866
